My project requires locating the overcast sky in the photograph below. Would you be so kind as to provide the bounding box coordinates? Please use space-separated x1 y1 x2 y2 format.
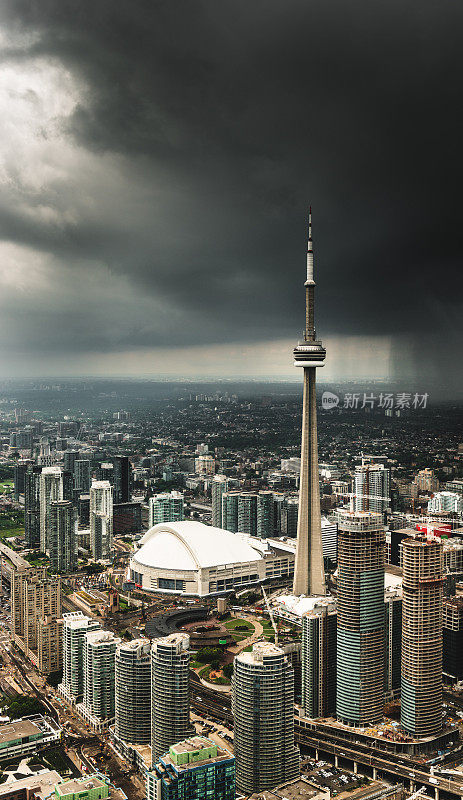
0 1 462 389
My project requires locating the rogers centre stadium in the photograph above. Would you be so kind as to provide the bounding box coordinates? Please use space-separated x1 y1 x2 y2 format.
128 521 295 597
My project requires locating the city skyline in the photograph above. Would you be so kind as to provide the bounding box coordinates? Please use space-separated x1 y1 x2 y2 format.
0 1 462 393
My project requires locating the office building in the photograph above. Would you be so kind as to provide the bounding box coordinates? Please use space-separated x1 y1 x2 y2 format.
115 638 151 745
14 460 31 500
257 491 274 538
113 455 130 504
354 463 390 515
90 480 113 561
302 602 337 718
232 641 299 794
212 475 229 528
39 467 73 552
63 450 79 474
147 737 235 800
148 491 184 528
59 612 101 704
151 633 190 759
24 465 41 548
113 501 142 535
11 566 62 673
293 210 326 596
49 500 78 572
443 597 463 683
78 630 120 732
0 716 61 762
74 459 91 494
336 510 385 726
401 536 443 737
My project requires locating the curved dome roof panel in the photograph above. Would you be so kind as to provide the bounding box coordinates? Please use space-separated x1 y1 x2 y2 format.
133 521 262 571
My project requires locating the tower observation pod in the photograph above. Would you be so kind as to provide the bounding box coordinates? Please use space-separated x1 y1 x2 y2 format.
292 209 326 597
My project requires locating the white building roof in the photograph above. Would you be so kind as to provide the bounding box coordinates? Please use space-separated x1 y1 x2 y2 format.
134 521 263 571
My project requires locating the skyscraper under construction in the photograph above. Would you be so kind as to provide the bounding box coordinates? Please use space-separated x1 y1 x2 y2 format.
401 535 443 737
336 509 385 726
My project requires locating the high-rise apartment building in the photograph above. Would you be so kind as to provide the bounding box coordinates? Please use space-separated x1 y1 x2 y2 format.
221 491 240 533
11 566 62 673
90 480 113 561
194 454 215 475
401 536 443 737
257 491 274 538
115 638 151 745
237 493 258 536
292 210 326 596
74 460 91 494
148 492 184 528
385 589 402 701
427 491 463 515
354 463 390 515
302 602 337 718
147 738 235 800
49 500 78 573
232 641 299 795
39 467 73 552
25 466 41 548
336 510 385 726
112 455 130 504
281 497 299 538
413 468 439 493
78 629 120 732
212 475 229 528
59 612 101 704
443 597 463 684
151 633 190 760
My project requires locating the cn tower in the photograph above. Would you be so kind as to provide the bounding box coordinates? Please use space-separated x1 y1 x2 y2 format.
292 209 326 596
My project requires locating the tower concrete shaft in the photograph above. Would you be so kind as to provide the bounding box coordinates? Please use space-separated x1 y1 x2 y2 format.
293 209 326 596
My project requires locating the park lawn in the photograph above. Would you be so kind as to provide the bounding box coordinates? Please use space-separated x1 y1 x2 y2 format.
0 481 13 494
224 618 254 631
231 633 250 642
0 527 24 542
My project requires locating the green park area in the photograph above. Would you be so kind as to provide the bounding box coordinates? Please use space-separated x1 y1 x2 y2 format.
0 480 13 495
225 617 255 643
0 510 25 543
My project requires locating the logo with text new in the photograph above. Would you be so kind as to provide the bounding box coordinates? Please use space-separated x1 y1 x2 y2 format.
322 391 339 410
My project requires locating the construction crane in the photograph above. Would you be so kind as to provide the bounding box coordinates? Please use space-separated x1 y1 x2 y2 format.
261 585 279 646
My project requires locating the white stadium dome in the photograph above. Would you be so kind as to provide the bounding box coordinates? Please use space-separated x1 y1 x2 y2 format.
129 520 294 597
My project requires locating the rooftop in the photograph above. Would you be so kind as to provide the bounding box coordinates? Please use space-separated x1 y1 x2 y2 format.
133 521 263 571
0 719 41 746
56 775 106 796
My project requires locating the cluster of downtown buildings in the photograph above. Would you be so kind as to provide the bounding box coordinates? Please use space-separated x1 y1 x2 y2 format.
1 216 463 799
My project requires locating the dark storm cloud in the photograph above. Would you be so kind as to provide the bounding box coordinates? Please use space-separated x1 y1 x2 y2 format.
1 0 463 385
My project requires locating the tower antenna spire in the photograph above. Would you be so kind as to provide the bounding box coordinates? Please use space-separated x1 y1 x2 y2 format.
305 206 315 342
